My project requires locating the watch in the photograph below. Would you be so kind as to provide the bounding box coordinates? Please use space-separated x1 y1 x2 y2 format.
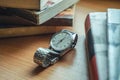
33 29 78 67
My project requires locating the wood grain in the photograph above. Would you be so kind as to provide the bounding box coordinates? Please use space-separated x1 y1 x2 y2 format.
0 1 120 80
0 35 88 80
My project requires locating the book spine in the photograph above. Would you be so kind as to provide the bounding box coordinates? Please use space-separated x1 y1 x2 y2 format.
85 14 98 80
107 8 120 80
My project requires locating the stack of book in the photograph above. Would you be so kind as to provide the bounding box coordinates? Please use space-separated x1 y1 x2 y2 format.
85 8 120 80
0 0 79 38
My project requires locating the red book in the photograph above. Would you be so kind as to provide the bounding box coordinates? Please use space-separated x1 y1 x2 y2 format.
85 14 98 80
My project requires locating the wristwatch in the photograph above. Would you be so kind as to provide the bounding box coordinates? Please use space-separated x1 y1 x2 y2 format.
33 29 78 67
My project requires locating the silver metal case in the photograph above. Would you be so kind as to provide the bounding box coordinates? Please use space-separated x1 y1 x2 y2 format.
49 29 78 56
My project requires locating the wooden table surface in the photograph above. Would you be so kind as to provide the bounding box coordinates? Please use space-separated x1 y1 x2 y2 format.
0 34 87 80
0 1 120 80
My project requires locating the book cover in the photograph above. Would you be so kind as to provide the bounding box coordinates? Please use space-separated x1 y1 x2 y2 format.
85 14 98 80
85 12 108 80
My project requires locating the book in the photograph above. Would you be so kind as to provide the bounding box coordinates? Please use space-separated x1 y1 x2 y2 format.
107 8 120 80
85 12 108 80
0 26 72 38
41 8 73 26
0 14 36 26
0 0 79 25
0 0 53 10
0 7 73 26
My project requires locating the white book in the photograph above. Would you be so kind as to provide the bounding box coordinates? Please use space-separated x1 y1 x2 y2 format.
108 8 120 80
89 12 108 80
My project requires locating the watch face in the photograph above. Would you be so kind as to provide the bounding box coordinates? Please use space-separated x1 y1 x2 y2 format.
50 31 73 51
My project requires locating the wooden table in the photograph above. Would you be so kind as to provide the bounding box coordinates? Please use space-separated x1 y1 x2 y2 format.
0 1 120 80
0 34 87 80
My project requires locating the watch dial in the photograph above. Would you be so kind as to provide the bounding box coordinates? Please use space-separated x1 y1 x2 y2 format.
50 32 72 51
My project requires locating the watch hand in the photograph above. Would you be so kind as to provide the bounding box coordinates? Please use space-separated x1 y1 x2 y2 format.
56 39 62 44
57 36 66 44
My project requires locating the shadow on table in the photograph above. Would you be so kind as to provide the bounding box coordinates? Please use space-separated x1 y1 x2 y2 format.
30 65 46 76
58 48 76 66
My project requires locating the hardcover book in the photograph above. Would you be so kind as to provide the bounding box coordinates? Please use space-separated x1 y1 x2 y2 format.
0 0 79 25
85 12 108 80
85 8 120 80
0 7 73 26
